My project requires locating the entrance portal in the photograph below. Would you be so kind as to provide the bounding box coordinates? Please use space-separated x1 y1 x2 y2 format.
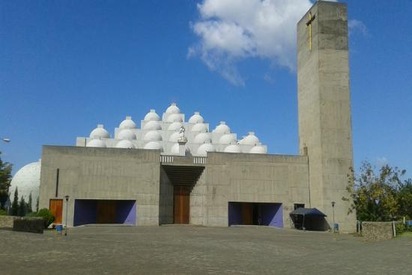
173 185 190 224
228 202 283 227
73 199 136 226
49 199 63 225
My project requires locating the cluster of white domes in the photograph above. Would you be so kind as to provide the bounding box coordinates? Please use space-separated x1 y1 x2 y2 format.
76 103 267 156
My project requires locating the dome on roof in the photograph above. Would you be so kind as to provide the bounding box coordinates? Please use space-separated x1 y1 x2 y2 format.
10 161 41 211
249 144 267 154
86 139 106 148
165 103 180 114
144 109 160 121
191 123 208 133
197 143 215 156
144 141 163 151
213 121 230 134
224 144 241 153
143 120 162 130
169 132 180 142
118 129 136 140
219 134 237 145
119 116 136 129
239 132 259 146
188 112 204 124
168 122 183 131
193 132 211 144
166 113 183 123
115 140 135 149
90 124 110 139
143 130 162 142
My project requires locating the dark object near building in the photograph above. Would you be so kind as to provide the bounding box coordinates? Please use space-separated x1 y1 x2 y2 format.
290 208 327 231
13 217 44 234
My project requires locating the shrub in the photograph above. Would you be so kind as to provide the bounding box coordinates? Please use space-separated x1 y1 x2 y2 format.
36 208 55 229
395 222 406 235
0 209 7 216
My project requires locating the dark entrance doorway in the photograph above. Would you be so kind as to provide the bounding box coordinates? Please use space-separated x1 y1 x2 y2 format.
49 199 63 225
162 165 205 225
174 185 190 224
73 199 136 226
97 200 116 223
228 202 283 227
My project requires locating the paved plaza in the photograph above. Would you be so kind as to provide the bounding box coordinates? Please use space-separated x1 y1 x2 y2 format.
0 225 410 274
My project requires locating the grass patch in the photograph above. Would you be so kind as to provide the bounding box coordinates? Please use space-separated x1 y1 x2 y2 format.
400 231 412 237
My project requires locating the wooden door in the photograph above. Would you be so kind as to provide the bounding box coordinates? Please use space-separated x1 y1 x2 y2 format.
49 199 63 224
97 200 116 223
242 203 253 225
174 186 190 224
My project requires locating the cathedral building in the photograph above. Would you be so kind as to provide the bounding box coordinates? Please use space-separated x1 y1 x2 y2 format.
39 1 356 232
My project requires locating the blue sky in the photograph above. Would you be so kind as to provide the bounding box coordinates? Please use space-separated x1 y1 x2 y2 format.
1 0 411 178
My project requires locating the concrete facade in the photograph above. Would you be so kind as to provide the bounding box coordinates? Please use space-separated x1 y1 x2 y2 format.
39 2 356 232
297 1 356 232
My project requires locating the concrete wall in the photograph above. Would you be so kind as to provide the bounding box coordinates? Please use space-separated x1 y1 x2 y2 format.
361 222 395 241
190 167 207 225
204 152 310 228
159 167 173 224
0 216 17 228
40 146 161 226
297 1 356 232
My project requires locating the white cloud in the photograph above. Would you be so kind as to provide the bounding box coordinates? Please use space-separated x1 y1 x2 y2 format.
348 19 368 36
189 0 316 85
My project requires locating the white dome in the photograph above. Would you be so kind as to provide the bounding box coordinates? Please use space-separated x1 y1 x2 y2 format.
188 112 204 124
165 103 180 114
197 143 215 156
193 132 211 144
9 161 41 211
169 132 180 142
219 134 237 145
166 113 183 123
168 122 183 131
249 145 267 154
143 120 162 130
115 140 135 149
213 121 230 134
86 139 106 148
239 132 259 146
191 123 208 133
144 109 160 121
143 130 162 142
224 144 241 153
119 116 136 129
90 124 110 139
117 129 136 140
144 141 163 151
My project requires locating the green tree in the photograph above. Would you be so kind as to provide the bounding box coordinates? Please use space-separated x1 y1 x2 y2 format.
27 192 33 213
0 151 13 210
11 187 19 216
398 179 412 219
345 162 410 221
18 196 27 217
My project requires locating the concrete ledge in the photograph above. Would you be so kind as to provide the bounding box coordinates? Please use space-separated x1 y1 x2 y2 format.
361 222 394 241
0 216 18 228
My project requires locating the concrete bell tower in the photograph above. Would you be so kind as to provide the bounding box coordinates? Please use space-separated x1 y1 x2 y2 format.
297 1 356 232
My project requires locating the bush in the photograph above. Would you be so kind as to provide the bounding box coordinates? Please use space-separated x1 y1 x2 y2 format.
395 222 406 235
36 208 55 229
0 209 8 216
